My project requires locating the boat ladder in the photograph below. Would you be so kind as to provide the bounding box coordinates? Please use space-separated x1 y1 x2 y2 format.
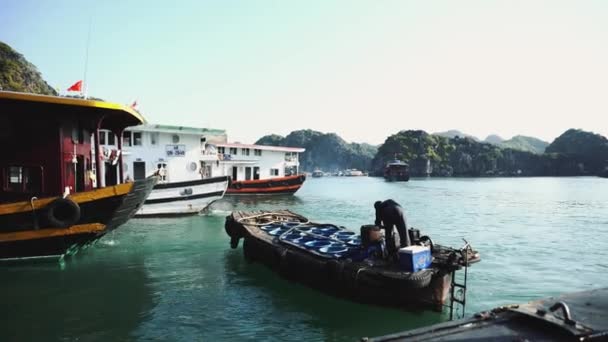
448 239 472 320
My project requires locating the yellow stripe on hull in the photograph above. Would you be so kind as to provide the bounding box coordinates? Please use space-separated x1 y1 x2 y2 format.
0 182 133 216
0 223 106 243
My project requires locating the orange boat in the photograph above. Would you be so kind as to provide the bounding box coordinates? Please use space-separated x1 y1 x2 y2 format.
226 174 306 195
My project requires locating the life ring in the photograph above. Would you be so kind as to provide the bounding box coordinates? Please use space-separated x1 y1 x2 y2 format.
45 198 81 228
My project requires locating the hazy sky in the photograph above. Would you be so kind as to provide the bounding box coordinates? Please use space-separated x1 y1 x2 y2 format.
1 0 607 144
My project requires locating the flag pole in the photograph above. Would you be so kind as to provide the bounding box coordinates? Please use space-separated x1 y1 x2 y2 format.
83 15 93 99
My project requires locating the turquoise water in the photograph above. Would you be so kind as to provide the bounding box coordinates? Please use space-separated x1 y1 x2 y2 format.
1 177 607 341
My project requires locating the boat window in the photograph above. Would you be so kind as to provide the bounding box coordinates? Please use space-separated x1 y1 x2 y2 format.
254 149 262 156
270 168 279 176
99 131 106 145
108 132 116 145
123 131 132 147
156 163 168 182
229 147 237 155
242 148 250 156
217 147 225 154
4 166 43 193
150 132 159 145
133 132 143 146
172 134 180 143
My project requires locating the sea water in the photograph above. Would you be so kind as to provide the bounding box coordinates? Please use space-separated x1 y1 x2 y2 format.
1 177 606 341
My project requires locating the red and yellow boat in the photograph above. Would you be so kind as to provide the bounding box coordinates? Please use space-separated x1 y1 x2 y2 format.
0 91 157 260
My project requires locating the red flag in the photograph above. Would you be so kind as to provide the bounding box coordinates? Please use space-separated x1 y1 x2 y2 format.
130 100 138 109
67 80 82 92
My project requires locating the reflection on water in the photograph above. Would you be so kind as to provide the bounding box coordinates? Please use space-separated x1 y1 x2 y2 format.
0 254 154 341
1 177 607 341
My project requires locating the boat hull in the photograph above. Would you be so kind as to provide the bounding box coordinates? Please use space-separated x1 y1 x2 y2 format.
0 176 157 260
226 174 306 195
136 176 229 217
225 210 474 311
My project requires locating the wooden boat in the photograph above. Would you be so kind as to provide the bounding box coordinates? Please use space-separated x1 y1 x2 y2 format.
226 174 306 195
384 160 410 182
225 210 480 311
365 287 608 341
0 91 157 260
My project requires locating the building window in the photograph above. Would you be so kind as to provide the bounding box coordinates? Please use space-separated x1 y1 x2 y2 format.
123 131 132 146
270 168 279 176
254 149 262 156
218 146 225 154
99 131 106 145
108 132 116 145
229 147 237 155
133 132 142 146
150 132 159 145
242 148 250 156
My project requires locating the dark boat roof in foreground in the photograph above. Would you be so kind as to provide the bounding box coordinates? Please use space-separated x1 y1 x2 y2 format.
365 287 608 341
0 91 145 129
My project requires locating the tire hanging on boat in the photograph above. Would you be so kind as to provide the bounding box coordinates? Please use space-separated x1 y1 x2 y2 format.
45 198 81 228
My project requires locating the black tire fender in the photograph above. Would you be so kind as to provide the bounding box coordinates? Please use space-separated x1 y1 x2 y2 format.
402 268 434 289
233 182 242 190
45 198 81 228
298 175 306 183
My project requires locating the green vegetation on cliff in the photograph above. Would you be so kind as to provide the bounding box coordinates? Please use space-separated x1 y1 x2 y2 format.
373 129 608 177
0 42 57 95
499 135 549 154
256 130 377 172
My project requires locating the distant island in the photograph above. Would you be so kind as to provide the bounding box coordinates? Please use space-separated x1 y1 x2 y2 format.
2 41 607 178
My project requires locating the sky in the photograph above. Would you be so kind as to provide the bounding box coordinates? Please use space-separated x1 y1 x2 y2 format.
1 0 607 145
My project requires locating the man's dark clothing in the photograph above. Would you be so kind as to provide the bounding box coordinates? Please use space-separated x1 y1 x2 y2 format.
375 199 410 253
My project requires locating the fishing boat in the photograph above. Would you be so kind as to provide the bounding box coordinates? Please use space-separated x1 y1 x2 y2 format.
365 287 608 341
225 210 480 311
312 169 324 178
212 143 307 195
0 91 157 260
117 124 229 216
384 160 410 182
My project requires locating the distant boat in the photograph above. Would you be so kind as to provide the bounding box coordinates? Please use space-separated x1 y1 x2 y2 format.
312 169 324 178
344 169 364 176
384 160 410 182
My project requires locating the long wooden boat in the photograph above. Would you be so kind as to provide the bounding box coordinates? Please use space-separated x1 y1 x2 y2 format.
226 174 306 195
0 91 157 260
365 287 608 341
225 210 480 311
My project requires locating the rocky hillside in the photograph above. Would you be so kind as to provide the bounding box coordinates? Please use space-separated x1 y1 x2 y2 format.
256 130 377 172
373 129 608 177
0 42 57 95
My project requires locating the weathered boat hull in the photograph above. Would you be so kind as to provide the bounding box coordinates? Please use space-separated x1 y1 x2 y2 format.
226 174 306 195
225 210 475 311
365 287 608 341
0 176 157 260
136 176 228 217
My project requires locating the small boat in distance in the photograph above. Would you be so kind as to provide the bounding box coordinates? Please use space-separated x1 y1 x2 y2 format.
384 159 410 182
0 91 157 260
312 169 324 178
225 210 480 311
344 169 364 176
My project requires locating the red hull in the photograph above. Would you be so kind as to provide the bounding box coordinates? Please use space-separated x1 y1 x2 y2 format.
226 174 306 195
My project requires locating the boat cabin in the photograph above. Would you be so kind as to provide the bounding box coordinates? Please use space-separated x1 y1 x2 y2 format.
115 124 227 184
0 92 144 203
211 143 304 181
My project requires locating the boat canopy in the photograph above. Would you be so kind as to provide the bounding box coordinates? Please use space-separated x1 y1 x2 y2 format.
0 91 145 131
